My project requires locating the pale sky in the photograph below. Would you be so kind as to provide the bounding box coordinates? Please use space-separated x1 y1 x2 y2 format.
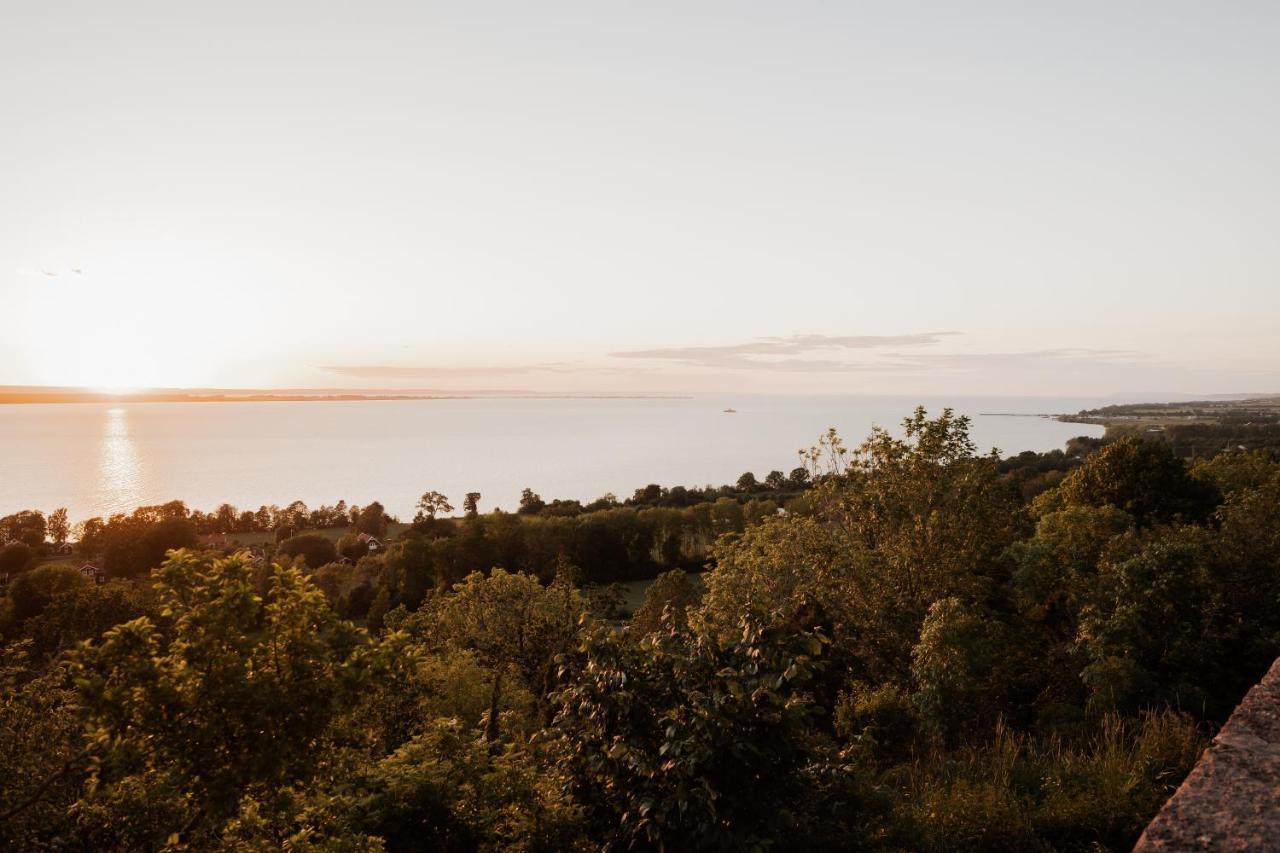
2 1 1277 395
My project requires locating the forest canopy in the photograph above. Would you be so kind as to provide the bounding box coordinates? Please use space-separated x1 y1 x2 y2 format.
3 408 1279 851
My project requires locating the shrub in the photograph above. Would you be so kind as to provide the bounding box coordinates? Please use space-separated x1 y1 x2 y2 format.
277 533 338 569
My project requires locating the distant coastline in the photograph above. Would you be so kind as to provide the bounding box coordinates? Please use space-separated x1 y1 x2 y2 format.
0 387 692 405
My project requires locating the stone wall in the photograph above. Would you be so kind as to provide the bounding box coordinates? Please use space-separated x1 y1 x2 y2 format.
1135 658 1280 851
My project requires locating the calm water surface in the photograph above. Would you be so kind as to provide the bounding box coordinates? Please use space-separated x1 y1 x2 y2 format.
0 395 1105 521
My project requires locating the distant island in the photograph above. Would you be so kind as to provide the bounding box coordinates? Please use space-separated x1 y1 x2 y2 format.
0 386 692 405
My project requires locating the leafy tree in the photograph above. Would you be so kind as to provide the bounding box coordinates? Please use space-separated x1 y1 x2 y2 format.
709 410 1022 684
0 542 35 575
911 597 999 740
97 515 198 578
0 643 82 849
1192 448 1280 496
343 717 583 850
7 564 87 624
21 581 150 660
418 569 586 739
550 613 863 851
736 471 759 492
1051 436 1220 524
629 569 700 634
463 491 481 518
764 469 787 490
518 488 546 515
336 531 370 562
47 508 70 547
277 532 338 568
68 551 380 848
355 501 390 536
213 502 238 532
815 409 1023 679
709 496 745 533
0 510 46 548
703 515 856 635
137 516 199 571
416 490 453 521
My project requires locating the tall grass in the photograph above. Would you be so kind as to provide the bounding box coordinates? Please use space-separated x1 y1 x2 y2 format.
885 710 1205 851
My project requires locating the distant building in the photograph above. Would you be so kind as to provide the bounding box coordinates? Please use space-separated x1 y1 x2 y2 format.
356 532 383 552
80 564 105 584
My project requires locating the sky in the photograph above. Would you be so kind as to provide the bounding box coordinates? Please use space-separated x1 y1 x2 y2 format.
2 1 1278 396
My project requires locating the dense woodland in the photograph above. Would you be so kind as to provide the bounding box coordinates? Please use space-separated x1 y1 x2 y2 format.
4 408 1280 850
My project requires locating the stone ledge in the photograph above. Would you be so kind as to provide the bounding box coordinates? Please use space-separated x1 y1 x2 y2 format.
1135 658 1280 851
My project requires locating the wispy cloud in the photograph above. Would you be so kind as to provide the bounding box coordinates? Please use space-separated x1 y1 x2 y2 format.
894 348 1146 372
606 335 1149 375
320 362 653 380
609 333 958 370
321 365 536 379
322 341 1149 383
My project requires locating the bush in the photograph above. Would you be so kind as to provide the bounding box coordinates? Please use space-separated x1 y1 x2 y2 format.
7 564 87 624
835 682 922 764
277 533 338 569
629 569 699 634
0 542 35 575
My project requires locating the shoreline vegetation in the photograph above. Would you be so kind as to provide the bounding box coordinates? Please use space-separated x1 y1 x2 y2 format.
3 406 1280 849
988 396 1280 458
1054 396 1280 457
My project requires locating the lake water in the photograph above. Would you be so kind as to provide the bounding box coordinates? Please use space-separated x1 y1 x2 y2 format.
0 395 1105 523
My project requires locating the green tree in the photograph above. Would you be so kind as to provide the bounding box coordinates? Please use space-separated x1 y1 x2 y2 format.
416 490 453 521
550 613 860 851
911 597 999 740
68 551 380 848
22 581 150 660
47 508 70 547
277 532 339 568
463 491 481 518
0 542 35 575
7 564 87 624
336 531 370 562
0 643 82 848
0 510 46 548
344 717 583 850
629 569 699 634
355 501 390 536
419 569 586 740
1051 436 1220 525
709 410 1022 684
518 488 545 515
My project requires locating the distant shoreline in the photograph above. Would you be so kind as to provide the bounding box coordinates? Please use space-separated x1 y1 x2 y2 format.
0 390 693 405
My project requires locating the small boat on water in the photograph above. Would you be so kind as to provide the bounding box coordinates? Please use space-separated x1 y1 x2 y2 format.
723 407 737 413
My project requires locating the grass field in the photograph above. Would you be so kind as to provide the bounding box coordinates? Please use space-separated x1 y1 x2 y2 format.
201 522 412 548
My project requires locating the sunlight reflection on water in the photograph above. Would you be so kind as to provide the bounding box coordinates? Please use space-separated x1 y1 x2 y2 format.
98 407 142 514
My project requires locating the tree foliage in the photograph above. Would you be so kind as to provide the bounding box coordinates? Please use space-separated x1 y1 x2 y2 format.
3 412 1280 850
